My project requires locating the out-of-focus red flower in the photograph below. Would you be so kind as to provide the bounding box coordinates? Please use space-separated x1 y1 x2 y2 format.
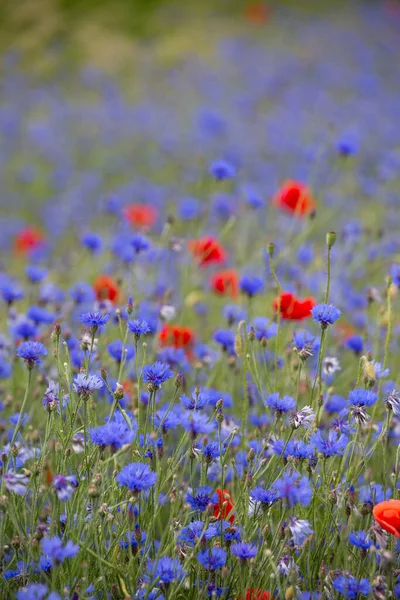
93 275 120 304
274 180 316 217
244 2 270 24
373 500 400 537
273 292 316 320
159 324 194 349
189 237 226 267
124 204 158 229
213 488 235 524
210 269 239 297
14 227 45 255
240 590 272 600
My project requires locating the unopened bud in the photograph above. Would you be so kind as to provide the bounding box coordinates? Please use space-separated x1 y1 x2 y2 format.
326 231 337 249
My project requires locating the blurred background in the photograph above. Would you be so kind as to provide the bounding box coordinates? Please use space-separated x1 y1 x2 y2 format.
0 0 400 240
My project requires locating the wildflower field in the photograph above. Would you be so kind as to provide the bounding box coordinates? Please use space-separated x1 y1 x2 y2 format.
2 2 400 599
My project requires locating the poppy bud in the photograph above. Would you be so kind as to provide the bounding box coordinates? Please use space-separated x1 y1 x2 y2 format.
326 231 337 249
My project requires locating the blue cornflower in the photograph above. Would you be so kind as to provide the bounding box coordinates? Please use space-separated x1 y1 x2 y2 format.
197 547 227 570
16 584 48 600
250 486 279 508
178 521 217 545
332 575 370 599
180 389 209 410
13 318 37 340
17 341 47 369
251 317 277 341
178 197 202 220
107 340 135 362
359 483 390 506
116 462 157 493
90 411 136 449
203 442 221 464
81 232 103 254
70 282 95 304
265 392 296 415
186 486 218 512
222 304 247 325
142 362 174 389
274 470 312 507
324 394 347 413
4 472 30 495
348 389 377 407
311 304 341 327
209 159 236 180
127 319 151 339
390 264 400 286
41 536 79 565
181 412 215 437
272 439 315 461
1 282 24 304
73 373 103 398
310 429 348 457
25 265 48 283
344 335 364 354
288 517 314 546
213 329 235 353
26 305 55 325
80 311 109 332
130 234 150 253
230 542 257 560
349 530 372 550
52 474 78 501
147 557 186 585
239 275 264 297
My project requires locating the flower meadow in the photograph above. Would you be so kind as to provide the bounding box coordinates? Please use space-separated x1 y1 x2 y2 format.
2 3 400 599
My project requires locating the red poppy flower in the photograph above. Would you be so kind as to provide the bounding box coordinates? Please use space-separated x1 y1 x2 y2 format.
273 292 316 321
189 237 226 267
274 180 316 217
373 500 400 537
14 227 45 255
210 269 239 297
93 275 120 304
124 204 158 229
213 488 235 524
241 590 271 600
159 324 194 349
244 3 270 24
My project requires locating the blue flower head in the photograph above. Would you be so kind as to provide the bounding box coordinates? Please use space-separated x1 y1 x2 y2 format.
116 462 157 493
311 429 348 457
41 536 79 565
348 389 377 407
230 542 258 560
80 312 109 332
209 159 236 181
311 304 341 327
142 362 174 389
17 341 47 369
186 486 218 512
73 373 104 398
239 275 264 297
147 556 186 585
197 547 227 570
266 392 296 415
332 575 370 599
127 319 151 339
274 470 312 507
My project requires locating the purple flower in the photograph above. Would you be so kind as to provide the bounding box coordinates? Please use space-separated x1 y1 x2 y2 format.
73 373 103 398
266 392 296 415
332 575 370 599
4 472 30 495
348 530 373 550
348 389 377 407
41 536 79 565
147 557 186 585
310 429 349 457
127 319 151 339
186 486 218 512
197 547 227 570
209 159 236 180
80 311 109 332
116 462 157 493
250 486 279 508
16 341 47 369
230 542 258 560
52 474 78 501
142 362 174 389
274 470 312 507
311 304 341 327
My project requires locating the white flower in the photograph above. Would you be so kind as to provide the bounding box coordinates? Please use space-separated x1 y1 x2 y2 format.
323 356 341 376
